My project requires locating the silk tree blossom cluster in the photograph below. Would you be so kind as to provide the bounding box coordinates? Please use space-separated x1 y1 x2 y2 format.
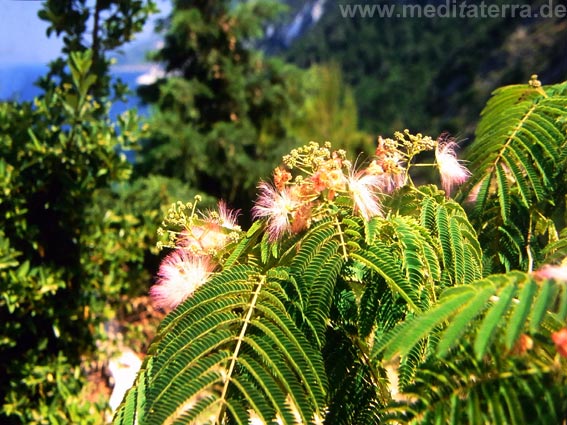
150 134 471 307
150 199 241 311
252 134 471 241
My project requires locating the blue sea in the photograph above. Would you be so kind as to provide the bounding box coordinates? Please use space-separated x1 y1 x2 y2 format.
0 63 149 120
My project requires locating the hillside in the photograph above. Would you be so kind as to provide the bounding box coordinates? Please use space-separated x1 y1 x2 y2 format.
274 0 567 137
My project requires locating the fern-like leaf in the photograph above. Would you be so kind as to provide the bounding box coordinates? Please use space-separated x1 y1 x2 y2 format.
352 243 422 313
460 79 567 271
384 344 566 424
378 271 567 362
114 265 328 424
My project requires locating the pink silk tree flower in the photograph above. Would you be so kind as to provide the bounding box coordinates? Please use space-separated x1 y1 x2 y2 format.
347 171 383 221
150 250 215 311
179 223 228 254
552 328 567 358
311 166 348 194
179 200 240 254
215 200 240 230
366 158 405 194
252 182 299 241
533 264 567 281
435 141 471 195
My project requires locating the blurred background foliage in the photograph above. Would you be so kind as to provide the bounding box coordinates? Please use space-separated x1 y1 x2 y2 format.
135 0 306 212
283 0 567 136
0 0 565 423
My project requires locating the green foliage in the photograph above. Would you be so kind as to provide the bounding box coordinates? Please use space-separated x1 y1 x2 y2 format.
384 344 566 424
7 3 565 420
285 0 566 135
542 227 567 263
115 265 328 424
115 72 567 422
378 271 566 360
1 1 158 420
0 50 140 423
114 137 489 423
38 0 158 100
459 76 567 271
83 175 213 304
136 0 306 212
2 352 109 425
377 270 567 423
287 63 374 158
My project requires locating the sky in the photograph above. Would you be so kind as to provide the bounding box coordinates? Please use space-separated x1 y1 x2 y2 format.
0 1 61 64
0 0 171 66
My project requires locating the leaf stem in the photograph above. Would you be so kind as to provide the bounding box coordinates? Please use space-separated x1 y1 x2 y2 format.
335 216 349 260
217 275 265 422
526 211 534 272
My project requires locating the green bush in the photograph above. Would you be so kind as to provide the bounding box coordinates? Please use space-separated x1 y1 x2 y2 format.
0 50 147 424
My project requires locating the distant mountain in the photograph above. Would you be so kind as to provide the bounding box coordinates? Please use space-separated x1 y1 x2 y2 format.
260 0 328 53
111 0 328 67
109 1 329 67
281 0 567 136
114 1 331 87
